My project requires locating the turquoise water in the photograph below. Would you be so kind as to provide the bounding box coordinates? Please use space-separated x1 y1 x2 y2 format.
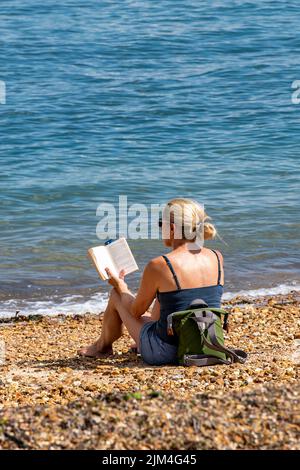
0 0 300 316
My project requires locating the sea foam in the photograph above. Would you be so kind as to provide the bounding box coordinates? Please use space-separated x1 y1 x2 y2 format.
0 282 299 319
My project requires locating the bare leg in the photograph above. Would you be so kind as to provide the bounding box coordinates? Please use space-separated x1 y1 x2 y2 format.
109 290 153 350
78 288 153 357
129 299 160 350
78 291 125 357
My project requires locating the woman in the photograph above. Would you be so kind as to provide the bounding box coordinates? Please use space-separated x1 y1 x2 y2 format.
78 198 224 365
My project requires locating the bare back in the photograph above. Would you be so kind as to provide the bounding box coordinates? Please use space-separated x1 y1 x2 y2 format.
157 247 224 293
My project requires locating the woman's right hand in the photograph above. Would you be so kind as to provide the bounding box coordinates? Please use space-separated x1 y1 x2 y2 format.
105 268 130 294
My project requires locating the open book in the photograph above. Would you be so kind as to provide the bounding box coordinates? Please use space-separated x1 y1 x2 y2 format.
88 238 139 281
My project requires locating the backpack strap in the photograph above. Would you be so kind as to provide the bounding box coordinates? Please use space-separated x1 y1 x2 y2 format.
205 316 247 363
184 348 247 366
184 354 232 366
167 307 229 336
210 249 222 285
162 255 181 290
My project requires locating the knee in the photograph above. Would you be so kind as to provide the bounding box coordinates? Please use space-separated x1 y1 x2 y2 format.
109 287 120 304
109 287 117 300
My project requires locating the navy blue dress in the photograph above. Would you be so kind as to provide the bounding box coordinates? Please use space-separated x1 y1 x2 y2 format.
139 249 224 365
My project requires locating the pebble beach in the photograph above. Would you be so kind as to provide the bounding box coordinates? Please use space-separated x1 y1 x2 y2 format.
1 0 300 456
0 291 299 450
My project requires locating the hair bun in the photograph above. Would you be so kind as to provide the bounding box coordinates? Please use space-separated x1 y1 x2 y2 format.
165 198 218 243
204 221 217 240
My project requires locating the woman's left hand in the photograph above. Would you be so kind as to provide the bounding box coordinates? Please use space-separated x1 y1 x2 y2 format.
105 268 129 294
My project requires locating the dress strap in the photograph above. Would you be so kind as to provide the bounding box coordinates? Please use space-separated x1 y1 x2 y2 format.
162 255 181 290
210 249 222 285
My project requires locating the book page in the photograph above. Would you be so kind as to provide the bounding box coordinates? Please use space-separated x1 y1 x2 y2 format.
88 246 118 280
106 238 138 276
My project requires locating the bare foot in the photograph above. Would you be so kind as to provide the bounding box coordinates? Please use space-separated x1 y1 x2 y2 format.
129 342 139 353
77 341 113 358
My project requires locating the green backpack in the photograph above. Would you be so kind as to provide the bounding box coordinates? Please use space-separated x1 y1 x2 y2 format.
167 299 247 366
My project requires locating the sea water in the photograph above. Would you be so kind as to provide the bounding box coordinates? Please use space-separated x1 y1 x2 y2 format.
0 1 299 316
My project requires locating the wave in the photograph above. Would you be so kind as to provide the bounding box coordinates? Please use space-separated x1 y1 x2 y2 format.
0 292 109 319
222 281 300 301
0 281 299 319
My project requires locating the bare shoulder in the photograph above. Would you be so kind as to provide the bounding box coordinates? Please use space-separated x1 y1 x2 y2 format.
214 249 224 264
145 255 165 272
141 256 166 287
206 247 224 264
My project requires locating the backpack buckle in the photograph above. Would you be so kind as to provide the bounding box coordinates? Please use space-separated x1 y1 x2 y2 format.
167 327 174 336
188 298 208 310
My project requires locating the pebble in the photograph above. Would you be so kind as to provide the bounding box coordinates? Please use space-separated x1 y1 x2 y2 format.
0 290 299 449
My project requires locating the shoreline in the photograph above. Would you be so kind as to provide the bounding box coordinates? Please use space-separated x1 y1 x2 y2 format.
0 288 299 324
1 281 299 320
0 291 299 449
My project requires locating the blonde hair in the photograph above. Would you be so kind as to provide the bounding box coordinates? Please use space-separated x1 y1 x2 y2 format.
163 198 217 241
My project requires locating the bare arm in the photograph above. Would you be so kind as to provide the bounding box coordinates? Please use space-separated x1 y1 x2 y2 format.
105 258 162 319
150 298 161 321
130 259 161 318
